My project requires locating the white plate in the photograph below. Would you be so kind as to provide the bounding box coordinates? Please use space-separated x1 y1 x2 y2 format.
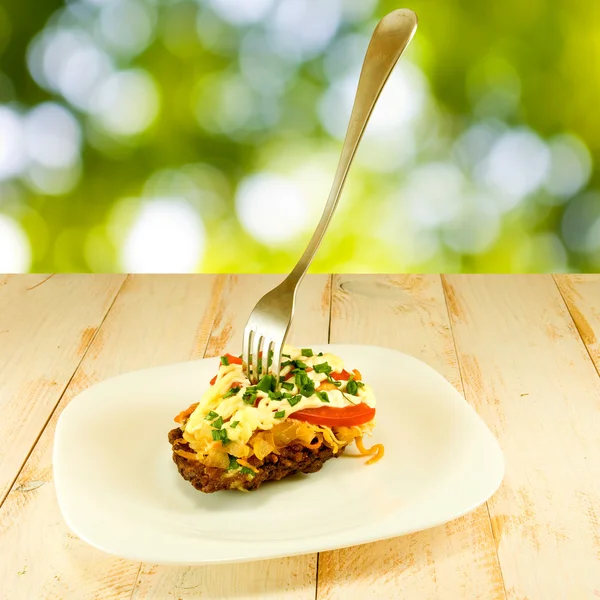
53 344 504 565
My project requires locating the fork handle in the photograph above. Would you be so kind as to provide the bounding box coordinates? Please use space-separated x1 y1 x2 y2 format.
283 8 418 288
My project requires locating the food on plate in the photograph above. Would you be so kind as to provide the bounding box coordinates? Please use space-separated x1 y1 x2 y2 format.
168 346 383 493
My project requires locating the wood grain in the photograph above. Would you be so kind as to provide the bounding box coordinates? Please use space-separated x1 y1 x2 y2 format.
131 274 331 600
0 275 222 600
0 274 125 505
444 275 600 599
554 275 600 373
317 275 505 600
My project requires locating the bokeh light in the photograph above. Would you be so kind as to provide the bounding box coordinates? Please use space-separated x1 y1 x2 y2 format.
121 198 205 273
0 215 31 272
1 0 599 273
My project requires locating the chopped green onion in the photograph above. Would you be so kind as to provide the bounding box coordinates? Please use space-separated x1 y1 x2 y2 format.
274 410 286 419
228 455 239 470
257 374 274 393
205 411 219 421
281 381 294 391
318 352 324 356
300 381 315 397
282 353 291 358
281 360 294 368
356 381 365 388
317 391 330 403
211 429 229 443
242 390 258 405
220 355 229 366
301 348 314 357
223 386 240 399
295 371 310 387
282 392 294 399
288 394 302 407
346 380 359 395
212 416 224 429
230 420 240 428
246 385 257 392
240 466 255 477
314 362 332 374
294 359 309 370
268 390 283 400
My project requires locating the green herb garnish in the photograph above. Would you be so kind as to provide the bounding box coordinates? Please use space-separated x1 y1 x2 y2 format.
281 381 294 391
212 416 224 429
240 466 255 477
257 374 274 393
212 429 230 443
301 348 314 357
242 390 258 405
220 355 230 366
230 420 240 428
300 380 315 397
268 390 283 400
223 386 240 399
346 380 359 395
318 352 323 356
356 381 365 388
282 353 291 358
294 359 309 370
205 410 219 421
274 410 286 419
228 455 239 470
317 391 330 403
282 392 294 399
295 371 309 387
314 362 332 375
288 394 302 407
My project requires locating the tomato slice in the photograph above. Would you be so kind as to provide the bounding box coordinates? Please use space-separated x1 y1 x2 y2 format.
224 353 243 365
331 369 352 381
291 403 375 426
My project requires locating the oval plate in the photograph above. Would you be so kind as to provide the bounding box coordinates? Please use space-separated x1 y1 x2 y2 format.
53 344 504 565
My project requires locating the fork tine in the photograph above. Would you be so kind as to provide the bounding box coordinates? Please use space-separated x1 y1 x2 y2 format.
243 327 253 381
271 341 283 385
260 338 274 382
250 332 263 384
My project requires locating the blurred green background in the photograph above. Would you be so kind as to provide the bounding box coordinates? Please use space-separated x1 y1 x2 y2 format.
0 0 599 273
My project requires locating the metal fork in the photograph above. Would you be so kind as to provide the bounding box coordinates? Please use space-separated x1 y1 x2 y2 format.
242 8 418 384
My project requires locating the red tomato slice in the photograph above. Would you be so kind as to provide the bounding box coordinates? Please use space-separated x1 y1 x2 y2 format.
224 353 243 365
331 369 352 381
291 403 375 426
210 374 217 385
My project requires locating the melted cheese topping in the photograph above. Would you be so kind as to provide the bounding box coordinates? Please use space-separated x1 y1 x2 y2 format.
184 345 376 447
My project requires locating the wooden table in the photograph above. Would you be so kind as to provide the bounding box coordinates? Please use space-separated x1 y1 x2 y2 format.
0 274 599 599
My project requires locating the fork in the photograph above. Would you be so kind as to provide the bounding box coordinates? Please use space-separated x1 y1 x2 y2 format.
242 8 418 384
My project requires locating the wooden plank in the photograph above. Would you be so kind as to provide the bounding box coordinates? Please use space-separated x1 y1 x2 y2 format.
0 274 125 505
0 274 222 600
443 275 600 599
554 274 600 373
317 275 505 600
130 274 331 600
